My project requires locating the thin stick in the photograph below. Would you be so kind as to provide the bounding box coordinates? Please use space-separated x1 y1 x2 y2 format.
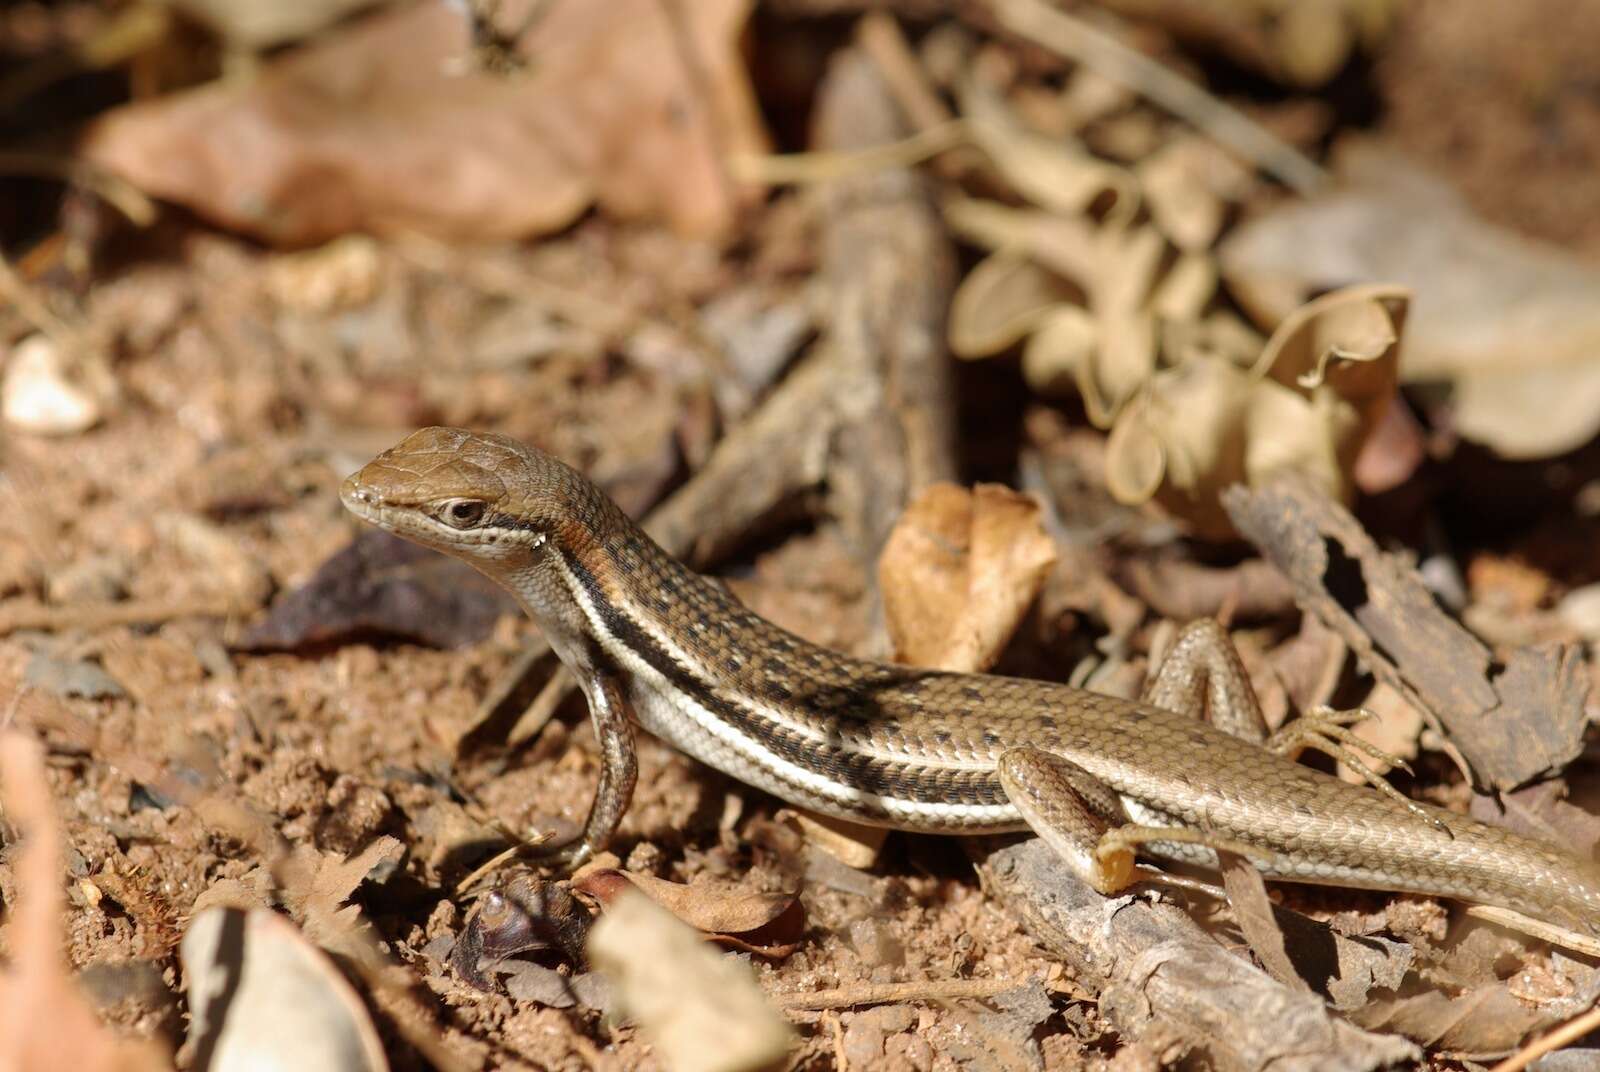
729 121 969 185
0 595 255 637
987 0 1328 194
775 977 1078 1011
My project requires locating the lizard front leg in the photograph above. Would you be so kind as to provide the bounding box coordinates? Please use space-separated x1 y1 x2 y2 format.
531 665 637 870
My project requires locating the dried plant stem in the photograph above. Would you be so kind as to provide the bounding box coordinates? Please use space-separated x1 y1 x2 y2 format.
987 0 1328 194
775 977 1073 1011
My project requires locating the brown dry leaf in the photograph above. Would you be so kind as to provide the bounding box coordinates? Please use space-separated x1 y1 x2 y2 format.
879 483 1058 673
1215 850 1310 993
1221 145 1600 457
574 869 805 958
275 836 405 949
0 732 171 1072
239 529 518 651
305 836 405 907
82 0 766 245
1349 982 1561 1051
1471 781 1600 861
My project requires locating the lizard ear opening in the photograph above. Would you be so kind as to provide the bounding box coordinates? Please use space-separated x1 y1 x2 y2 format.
436 498 488 529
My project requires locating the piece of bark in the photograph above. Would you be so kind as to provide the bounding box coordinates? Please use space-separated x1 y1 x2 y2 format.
1222 476 1588 790
810 45 959 635
979 839 1419 1072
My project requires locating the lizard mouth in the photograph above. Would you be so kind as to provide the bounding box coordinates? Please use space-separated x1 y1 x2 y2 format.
339 476 392 528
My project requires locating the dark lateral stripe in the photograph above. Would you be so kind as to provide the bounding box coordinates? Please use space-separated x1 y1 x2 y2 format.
556 549 1007 809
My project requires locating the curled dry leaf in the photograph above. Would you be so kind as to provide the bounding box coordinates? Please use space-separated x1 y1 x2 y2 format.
453 877 594 985
1221 146 1600 457
958 75 1139 226
0 732 171 1072
879 483 1058 673
946 202 1218 420
587 889 796 1072
1103 285 1407 538
948 249 1082 359
182 907 388 1072
574 869 805 959
83 0 766 245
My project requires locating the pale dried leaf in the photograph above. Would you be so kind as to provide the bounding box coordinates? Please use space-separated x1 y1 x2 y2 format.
264 235 382 313
1150 252 1217 322
1276 0 1355 86
1085 308 1156 427
949 251 1081 359
83 0 765 244
1221 146 1600 457
960 78 1138 223
1104 285 1405 538
0 732 171 1072
1020 306 1096 396
587 890 795 1072
942 197 1101 287
182 907 388 1072
1058 68 1134 130
778 810 887 870
1138 142 1226 251
1104 357 1253 536
880 483 1058 672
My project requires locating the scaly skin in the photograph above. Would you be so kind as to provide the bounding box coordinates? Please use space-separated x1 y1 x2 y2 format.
342 426 1600 936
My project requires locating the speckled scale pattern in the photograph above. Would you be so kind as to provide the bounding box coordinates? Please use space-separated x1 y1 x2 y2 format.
344 427 1600 935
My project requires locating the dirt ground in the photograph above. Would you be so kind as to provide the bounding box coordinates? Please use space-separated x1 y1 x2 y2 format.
4 1 1600 1070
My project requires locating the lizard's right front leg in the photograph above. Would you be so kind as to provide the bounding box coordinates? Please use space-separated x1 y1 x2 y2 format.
531 665 637 870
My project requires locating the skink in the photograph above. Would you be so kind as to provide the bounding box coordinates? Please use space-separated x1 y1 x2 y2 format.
341 427 1600 939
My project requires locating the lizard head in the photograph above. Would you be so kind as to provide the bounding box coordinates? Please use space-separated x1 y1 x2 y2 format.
340 426 607 569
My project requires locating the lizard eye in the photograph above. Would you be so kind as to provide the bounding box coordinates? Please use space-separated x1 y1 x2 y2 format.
438 499 487 528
